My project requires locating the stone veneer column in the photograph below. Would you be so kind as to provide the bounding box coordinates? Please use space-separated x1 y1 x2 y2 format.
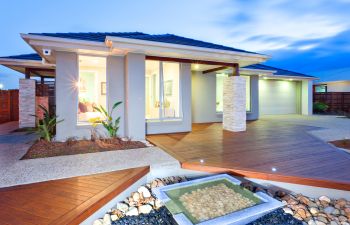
223 76 246 132
19 79 36 128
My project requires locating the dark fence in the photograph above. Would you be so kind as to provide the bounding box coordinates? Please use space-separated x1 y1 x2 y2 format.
36 81 55 114
0 90 19 123
314 92 350 113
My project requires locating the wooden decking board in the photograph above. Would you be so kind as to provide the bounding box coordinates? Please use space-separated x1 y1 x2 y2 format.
147 122 350 191
0 167 150 225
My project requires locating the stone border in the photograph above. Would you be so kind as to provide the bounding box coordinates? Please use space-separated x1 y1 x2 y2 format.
153 174 285 225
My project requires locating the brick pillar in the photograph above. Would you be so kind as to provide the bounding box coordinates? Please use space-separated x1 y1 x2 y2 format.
223 76 246 132
19 79 36 128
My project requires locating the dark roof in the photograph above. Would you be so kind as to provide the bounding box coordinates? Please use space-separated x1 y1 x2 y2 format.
0 53 42 61
244 64 315 78
28 32 259 55
1 52 314 78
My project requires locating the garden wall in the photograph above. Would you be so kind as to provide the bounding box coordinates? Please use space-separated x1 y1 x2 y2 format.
314 92 350 113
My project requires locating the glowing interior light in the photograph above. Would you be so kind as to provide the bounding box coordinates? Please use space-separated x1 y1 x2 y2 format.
289 78 293 81
194 64 200 70
263 77 268 80
271 167 277 172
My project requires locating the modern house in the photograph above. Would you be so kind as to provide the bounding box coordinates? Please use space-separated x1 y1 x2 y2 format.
0 32 316 141
314 80 350 93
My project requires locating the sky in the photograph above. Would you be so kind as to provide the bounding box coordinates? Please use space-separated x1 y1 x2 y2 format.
0 0 350 89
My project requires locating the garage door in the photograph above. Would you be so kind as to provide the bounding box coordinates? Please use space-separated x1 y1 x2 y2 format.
259 79 299 115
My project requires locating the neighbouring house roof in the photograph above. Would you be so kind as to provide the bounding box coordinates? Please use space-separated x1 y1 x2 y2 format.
243 64 315 78
0 53 42 61
28 32 259 55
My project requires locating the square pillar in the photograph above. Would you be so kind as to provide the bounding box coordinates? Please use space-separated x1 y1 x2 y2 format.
19 79 36 128
125 53 146 140
302 80 313 115
223 76 246 132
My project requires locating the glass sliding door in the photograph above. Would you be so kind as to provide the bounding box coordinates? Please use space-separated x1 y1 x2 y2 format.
145 60 181 121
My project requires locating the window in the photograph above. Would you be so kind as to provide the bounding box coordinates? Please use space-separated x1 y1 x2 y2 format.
77 55 107 124
315 85 327 93
145 60 181 120
216 74 251 112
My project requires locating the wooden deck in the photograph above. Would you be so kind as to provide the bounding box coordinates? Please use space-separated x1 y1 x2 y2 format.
147 121 350 191
0 167 149 225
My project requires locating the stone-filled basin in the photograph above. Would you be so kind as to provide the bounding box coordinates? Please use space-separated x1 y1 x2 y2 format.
153 174 284 225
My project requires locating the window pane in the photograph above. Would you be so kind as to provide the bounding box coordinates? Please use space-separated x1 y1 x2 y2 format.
145 60 160 119
244 76 251 111
162 62 180 118
78 56 106 123
315 85 326 93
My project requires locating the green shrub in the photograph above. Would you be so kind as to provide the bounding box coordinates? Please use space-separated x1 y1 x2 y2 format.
31 105 63 141
93 101 122 138
313 102 329 113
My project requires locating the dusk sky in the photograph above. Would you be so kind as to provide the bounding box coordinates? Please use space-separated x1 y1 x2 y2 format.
1 0 350 89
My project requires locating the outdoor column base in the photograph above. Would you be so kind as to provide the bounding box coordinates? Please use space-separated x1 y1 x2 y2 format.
223 76 246 132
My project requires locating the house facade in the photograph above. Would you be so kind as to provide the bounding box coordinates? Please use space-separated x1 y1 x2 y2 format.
0 32 315 141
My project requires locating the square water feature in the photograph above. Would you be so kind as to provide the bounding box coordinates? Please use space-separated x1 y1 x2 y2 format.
153 174 285 225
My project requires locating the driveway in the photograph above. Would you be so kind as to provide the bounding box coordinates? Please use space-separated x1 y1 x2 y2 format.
261 114 350 142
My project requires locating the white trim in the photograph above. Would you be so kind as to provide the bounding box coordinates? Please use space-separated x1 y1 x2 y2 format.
106 36 268 59
262 74 317 81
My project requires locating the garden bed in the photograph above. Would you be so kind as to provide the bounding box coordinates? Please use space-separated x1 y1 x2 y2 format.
21 138 147 159
329 139 350 151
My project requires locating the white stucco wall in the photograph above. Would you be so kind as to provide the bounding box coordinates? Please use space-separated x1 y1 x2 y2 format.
55 52 127 141
125 53 146 140
325 81 350 92
146 63 192 134
191 72 259 123
107 56 125 137
191 71 221 123
302 80 313 115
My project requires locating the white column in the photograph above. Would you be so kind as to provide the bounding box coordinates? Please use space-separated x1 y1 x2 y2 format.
125 53 146 140
223 76 246 132
19 79 36 128
301 80 313 115
107 56 125 137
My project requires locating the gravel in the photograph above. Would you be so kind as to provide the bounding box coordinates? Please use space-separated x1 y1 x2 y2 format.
110 207 303 225
112 207 177 225
247 209 304 225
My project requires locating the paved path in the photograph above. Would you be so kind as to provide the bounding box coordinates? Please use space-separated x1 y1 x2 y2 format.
0 123 178 188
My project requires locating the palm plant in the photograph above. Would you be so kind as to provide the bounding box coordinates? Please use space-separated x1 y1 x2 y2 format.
32 105 63 141
93 101 122 138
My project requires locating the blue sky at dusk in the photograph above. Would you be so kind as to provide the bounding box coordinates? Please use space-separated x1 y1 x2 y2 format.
0 0 349 89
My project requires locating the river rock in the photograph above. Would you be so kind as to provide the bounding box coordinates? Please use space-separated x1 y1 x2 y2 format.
309 207 319 216
319 196 331 204
138 204 153 214
103 214 112 225
93 219 104 225
132 192 141 202
138 186 151 198
324 206 336 215
125 206 139 216
283 207 294 215
116 202 129 213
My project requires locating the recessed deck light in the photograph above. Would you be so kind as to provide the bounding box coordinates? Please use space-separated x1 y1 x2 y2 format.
271 167 277 172
200 159 205 163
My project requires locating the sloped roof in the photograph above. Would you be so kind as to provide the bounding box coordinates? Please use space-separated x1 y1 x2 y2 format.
0 53 42 61
0 53 314 78
244 64 315 78
28 32 259 55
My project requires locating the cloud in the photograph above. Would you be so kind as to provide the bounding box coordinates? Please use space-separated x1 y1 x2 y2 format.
214 0 350 52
